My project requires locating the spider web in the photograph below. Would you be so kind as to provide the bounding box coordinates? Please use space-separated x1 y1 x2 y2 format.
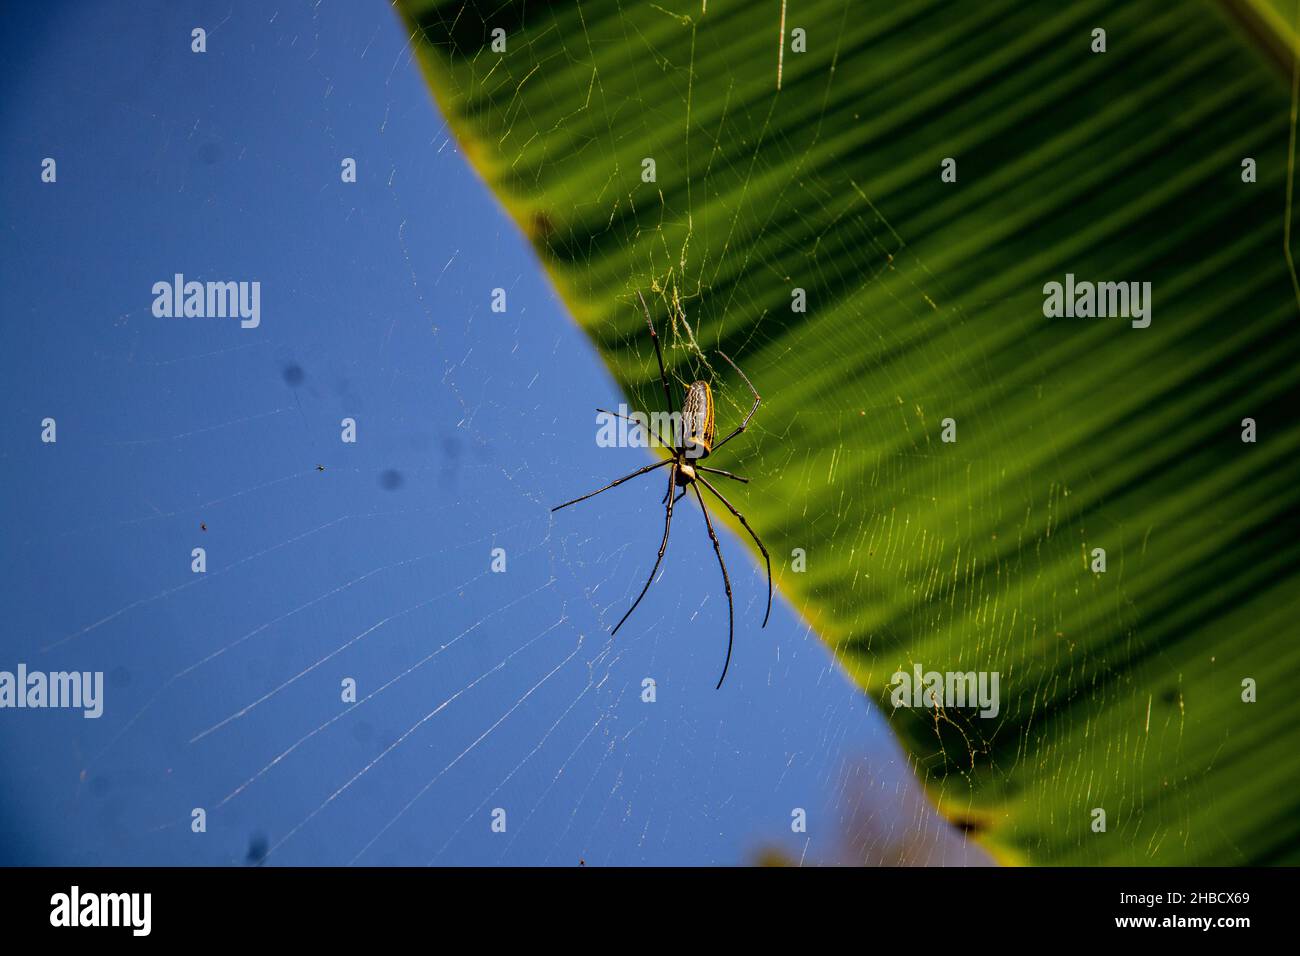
393 0 1300 870
0 1 988 866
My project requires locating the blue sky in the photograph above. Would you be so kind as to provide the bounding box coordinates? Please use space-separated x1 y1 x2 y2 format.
0 0 979 866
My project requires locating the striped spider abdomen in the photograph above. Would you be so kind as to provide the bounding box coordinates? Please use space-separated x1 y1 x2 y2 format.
680 381 715 459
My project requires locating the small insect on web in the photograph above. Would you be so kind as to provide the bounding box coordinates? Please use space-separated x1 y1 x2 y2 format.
551 292 773 688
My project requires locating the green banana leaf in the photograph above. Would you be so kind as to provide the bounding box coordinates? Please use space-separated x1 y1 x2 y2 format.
396 0 1300 865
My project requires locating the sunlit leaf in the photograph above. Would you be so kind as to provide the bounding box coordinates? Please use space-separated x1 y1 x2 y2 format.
396 0 1300 864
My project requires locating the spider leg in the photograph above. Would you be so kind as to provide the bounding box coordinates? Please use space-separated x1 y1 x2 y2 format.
597 406 674 452
659 486 687 505
697 466 749 484
697 475 772 628
551 458 672 512
612 461 679 636
709 350 760 455
637 291 677 427
692 483 734 689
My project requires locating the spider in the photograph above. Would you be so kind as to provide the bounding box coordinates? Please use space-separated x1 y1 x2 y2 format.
552 292 772 688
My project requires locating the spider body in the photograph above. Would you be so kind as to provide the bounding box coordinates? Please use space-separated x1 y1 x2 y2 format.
551 292 773 688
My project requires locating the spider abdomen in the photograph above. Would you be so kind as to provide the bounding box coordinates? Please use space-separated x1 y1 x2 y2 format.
681 381 715 458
